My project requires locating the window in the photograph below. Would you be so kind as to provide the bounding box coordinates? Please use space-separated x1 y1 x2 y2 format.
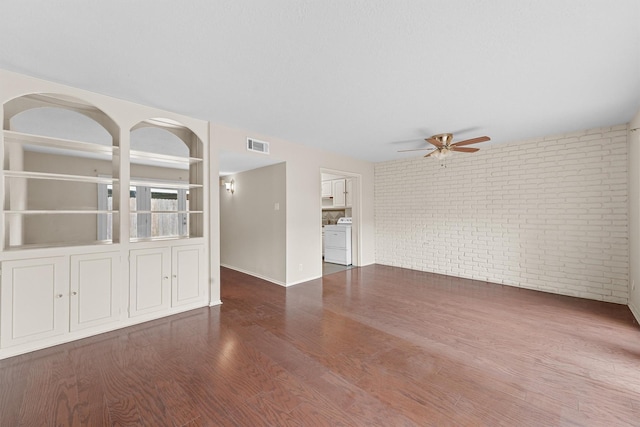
98 184 188 240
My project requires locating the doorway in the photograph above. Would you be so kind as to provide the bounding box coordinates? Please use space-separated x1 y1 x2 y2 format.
320 169 361 276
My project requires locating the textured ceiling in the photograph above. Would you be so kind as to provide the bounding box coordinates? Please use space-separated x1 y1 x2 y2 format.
1 1 638 164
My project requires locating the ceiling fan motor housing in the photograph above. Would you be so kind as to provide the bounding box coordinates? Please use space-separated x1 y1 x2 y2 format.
432 133 454 147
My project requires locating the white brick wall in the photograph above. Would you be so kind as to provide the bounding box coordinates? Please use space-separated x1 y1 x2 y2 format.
374 125 629 304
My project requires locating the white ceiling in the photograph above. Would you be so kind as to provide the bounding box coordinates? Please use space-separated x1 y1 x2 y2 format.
1 1 638 164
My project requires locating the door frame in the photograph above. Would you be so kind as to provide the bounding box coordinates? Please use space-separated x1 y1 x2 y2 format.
320 168 362 268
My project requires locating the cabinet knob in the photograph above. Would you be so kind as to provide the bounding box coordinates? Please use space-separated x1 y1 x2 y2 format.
71 291 78 296
164 276 169 279
56 293 64 299
172 274 177 278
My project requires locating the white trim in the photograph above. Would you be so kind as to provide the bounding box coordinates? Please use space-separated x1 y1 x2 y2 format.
320 167 363 267
221 264 286 287
629 301 640 326
286 274 323 286
97 177 110 240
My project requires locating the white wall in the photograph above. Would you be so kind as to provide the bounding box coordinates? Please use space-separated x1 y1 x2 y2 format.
375 125 629 304
220 162 287 284
212 124 375 285
628 110 640 321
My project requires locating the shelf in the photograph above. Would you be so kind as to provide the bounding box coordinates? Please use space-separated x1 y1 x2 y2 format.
3 170 118 184
3 130 115 155
130 210 203 214
129 179 202 190
129 236 194 243
5 240 114 251
130 149 202 166
4 210 116 215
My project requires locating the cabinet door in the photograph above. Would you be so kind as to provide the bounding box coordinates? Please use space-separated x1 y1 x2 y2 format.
345 178 353 207
70 252 121 332
332 179 346 207
171 245 206 307
321 181 333 198
1 257 68 348
129 248 171 317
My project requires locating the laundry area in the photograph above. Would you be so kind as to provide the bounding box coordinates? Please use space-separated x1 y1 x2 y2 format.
321 172 354 274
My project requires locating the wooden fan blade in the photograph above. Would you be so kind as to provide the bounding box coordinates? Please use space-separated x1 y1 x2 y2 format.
451 147 479 153
397 148 433 153
451 136 490 147
426 137 444 148
424 151 437 158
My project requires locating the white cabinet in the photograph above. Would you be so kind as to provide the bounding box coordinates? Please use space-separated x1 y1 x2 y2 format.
69 252 121 332
321 178 351 208
345 178 353 207
129 244 205 317
332 179 346 207
0 257 68 348
171 245 206 307
0 70 211 359
0 252 120 348
129 247 171 317
321 181 333 198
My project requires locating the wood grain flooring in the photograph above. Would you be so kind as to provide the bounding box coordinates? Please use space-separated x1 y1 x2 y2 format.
1 265 639 426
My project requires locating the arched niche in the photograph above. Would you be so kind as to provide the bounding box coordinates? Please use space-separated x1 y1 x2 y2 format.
128 118 204 240
3 93 119 140
2 93 121 248
131 118 203 159
130 125 190 164
10 107 113 146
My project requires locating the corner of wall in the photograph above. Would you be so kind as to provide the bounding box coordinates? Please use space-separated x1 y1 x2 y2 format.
628 109 640 323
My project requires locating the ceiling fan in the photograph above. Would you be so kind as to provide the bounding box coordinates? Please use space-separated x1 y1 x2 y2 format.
399 133 490 159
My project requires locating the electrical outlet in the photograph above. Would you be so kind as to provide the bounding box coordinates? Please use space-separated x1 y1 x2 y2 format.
298 264 303 271
274 202 280 211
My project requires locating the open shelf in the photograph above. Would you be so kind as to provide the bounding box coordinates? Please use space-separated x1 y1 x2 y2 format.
130 149 202 166
3 130 116 155
4 240 115 251
130 210 203 214
129 179 202 190
3 170 118 184
4 210 116 215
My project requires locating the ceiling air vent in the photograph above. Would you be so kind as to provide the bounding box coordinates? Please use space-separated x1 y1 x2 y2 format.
247 138 270 154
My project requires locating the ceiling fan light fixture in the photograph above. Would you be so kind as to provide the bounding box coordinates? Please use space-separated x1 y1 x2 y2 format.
432 148 453 159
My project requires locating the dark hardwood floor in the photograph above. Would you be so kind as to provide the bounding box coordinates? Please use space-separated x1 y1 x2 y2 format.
1 265 639 426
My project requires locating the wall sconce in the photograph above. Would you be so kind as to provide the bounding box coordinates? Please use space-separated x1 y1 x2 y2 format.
225 179 235 194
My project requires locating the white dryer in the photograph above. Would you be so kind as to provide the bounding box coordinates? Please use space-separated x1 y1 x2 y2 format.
323 217 352 265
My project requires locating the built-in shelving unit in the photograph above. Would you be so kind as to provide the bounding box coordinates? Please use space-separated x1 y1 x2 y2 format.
2 95 120 249
0 71 211 360
128 120 204 241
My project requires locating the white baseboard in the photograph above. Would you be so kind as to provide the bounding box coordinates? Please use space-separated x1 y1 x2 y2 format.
220 264 286 287
285 274 322 286
629 301 640 325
